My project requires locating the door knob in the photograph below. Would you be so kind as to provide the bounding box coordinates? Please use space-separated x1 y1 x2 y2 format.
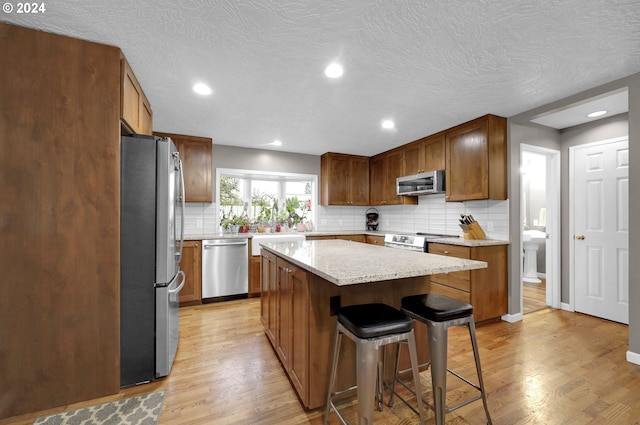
575 235 585 240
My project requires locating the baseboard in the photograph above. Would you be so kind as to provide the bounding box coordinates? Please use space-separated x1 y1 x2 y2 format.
560 302 572 312
626 350 640 365
502 312 523 323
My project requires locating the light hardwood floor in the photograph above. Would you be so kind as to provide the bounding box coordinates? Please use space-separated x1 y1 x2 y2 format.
523 278 547 315
4 298 640 425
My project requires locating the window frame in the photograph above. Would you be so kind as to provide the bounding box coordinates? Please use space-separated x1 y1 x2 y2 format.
216 167 317 229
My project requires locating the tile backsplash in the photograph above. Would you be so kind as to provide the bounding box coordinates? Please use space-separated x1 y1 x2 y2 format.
183 193 509 241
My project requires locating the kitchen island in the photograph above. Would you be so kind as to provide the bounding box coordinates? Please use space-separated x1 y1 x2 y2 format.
259 239 487 410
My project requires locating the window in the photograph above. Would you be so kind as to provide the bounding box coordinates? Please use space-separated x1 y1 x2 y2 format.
217 168 316 232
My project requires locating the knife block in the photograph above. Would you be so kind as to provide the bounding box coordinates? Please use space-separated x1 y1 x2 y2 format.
467 222 486 240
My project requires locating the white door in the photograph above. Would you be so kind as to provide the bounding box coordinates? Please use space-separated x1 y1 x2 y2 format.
571 137 629 324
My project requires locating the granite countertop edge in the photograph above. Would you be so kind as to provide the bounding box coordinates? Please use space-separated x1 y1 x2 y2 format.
261 240 488 286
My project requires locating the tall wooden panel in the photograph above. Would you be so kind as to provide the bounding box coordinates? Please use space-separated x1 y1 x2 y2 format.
0 24 121 418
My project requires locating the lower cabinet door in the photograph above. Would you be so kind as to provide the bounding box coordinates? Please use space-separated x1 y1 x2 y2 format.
289 265 309 405
179 240 202 306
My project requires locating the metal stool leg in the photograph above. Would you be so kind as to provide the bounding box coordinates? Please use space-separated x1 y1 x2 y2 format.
376 355 384 411
468 319 493 425
386 342 401 407
427 321 448 425
406 331 427 425
324 331 343 425
356 340 378 425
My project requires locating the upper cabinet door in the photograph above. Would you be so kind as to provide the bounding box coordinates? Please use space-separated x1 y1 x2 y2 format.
424 133 445 172
445 114 506 202
321 153 350 205
320 153 369 206
369 150 418 206
349 156 370 205
155 132 213 203
403 141 425 176
120 57 153 135
403 133 445 176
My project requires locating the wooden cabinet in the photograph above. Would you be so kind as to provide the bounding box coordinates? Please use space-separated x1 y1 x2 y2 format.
179 240 202 306
366 235 385 246
154 132 213 203
335 234 366 243
276 258 293 366
428 243 507 322
250 257 261 296
305 235 336 241
249 239 261 297
320 152 369 206
260 252 310 404
370 150 418 206
306 234 367 243
287 260 309 401
260 249 278 346
403 133 445 175
445 114 507 201
120 56 153 135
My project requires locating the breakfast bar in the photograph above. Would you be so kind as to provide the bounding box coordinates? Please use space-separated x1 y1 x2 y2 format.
259 239 487 410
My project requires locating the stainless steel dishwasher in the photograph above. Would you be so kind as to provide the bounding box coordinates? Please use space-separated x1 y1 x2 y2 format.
201 238 248 300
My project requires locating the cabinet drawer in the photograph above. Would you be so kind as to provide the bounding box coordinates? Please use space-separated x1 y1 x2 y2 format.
428 281 470 304
430 270 470 292
428 243 470 258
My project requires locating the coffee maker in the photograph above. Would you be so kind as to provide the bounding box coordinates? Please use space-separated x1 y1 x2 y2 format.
366 208 379 231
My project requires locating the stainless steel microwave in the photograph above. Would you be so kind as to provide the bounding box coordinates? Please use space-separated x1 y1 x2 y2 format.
396 170 445 196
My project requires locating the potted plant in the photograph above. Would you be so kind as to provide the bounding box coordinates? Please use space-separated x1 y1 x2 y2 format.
220 207 233 233
285 196 308 231
233 214 250 233
275 208 288 232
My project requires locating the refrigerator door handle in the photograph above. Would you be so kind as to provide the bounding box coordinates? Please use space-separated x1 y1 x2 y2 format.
175 156 186 264
169 271 186 294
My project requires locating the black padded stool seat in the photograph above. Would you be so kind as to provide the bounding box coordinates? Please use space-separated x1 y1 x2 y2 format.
338 303 414 339
402 293 473 322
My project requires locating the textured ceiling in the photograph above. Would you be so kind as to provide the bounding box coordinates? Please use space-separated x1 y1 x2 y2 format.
4 0 640 155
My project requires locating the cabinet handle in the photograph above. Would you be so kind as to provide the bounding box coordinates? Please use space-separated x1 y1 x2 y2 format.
443 250 449 254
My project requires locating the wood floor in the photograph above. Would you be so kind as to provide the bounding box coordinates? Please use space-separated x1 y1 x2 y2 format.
523 278 547 315
4 298 640 425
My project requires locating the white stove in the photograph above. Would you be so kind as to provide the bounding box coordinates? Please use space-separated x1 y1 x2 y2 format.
384 233 458 252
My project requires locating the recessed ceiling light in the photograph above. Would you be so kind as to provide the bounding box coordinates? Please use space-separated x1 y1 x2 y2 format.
271 140 282 146
193 83 212 95
381 119 395 130
586 110 607 118
324 63 343 79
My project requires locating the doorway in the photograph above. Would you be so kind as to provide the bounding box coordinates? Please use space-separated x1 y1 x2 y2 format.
520 144 561 315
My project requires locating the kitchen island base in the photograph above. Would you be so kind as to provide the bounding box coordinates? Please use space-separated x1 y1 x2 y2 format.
259 240 489 410
261 250 432 410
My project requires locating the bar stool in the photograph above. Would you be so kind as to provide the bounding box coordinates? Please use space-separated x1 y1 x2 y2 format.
323 303 426 425
388 294 492 425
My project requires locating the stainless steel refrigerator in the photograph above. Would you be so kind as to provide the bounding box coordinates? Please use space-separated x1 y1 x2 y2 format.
120 134 185 387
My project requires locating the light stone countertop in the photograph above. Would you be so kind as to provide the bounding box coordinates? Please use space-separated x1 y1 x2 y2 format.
261 239 487 286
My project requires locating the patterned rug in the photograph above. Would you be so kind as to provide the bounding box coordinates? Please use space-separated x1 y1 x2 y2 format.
33 391 165 425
